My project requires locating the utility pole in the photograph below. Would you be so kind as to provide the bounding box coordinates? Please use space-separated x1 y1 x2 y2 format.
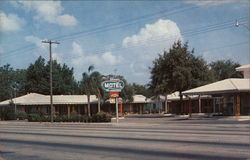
41 40 60 123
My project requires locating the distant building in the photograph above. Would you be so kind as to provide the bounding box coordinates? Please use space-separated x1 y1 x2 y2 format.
0 93 150 116
0 93 98 117
236 64 250 78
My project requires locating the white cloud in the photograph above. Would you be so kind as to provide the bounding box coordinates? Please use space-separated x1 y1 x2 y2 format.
56 14 77 26
25 35 61 62
129 63 148 77
120 19 183 83
70 42 123 79
101 52 122 65
24 35 49 49
122 19 182 48
0 11 25 32
12 1 77 26
72 41 84 56
71 41 122 66
185 0 237 7
52 53 62 63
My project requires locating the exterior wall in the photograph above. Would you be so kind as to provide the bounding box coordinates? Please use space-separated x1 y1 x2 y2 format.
240 92 250 115
168 98 213 114
16 104 98 115
168 92 250 116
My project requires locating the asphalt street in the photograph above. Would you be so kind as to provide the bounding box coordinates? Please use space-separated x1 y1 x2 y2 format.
0 117 249 160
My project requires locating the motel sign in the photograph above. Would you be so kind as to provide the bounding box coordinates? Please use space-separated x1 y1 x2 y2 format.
102 80 125 92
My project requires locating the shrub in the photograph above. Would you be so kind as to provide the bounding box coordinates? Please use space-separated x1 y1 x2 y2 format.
80 115 89 122
28 113 41 122
0 105 16 120
92 112 112 122
16 111 27 120
54 115 63 122
71 112 81 122
61 115 68 122
41 115 50 122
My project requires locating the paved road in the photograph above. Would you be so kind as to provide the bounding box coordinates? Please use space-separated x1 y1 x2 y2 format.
0 117 249 160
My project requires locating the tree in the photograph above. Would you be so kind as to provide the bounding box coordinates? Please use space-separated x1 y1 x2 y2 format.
120 81 134 103
0 64 14 101
150 41 213 113
89 71 104 113
0 64 27 101
210 60 243 81
132 83 153 98
26 56 49 94
80 65 99 116
26 56 79 95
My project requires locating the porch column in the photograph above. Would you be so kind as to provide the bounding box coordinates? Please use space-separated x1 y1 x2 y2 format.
213 98 216 113
67 105 70 118
140 104 142 114
78 105 80 114
235 94 241 116
165 94 168 113
149 103 152 114
130 104 132 113
188 97 192 117
198 95 201 113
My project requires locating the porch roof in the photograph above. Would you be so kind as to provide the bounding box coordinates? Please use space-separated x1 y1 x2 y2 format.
183 78 250 95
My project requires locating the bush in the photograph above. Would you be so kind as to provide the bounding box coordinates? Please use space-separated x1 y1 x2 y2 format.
71 112 81 122
61 115 68 122
41 115 50 122
0 105 16 120
54 115 63 122
16 111 27 120
25 112 111 123
92 112 112 122
28 113 41 122
80 115 89 122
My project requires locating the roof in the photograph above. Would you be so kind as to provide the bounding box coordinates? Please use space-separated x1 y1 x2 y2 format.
0 93 98 106
236 64 250 71
183 78 250 95
132 95 147 103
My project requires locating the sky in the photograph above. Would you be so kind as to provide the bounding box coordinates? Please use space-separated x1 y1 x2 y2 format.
0 0 249 85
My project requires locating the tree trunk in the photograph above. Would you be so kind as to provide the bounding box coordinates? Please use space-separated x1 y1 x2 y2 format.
98 96 101 113
87 94 91 116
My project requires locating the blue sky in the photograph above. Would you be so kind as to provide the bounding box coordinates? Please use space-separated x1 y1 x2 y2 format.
0 0 249 84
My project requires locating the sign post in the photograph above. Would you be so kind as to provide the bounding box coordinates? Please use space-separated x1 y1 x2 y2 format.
102 78 125 123
115 97 119 123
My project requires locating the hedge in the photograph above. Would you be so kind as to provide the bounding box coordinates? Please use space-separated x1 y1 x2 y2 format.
27 112 112 122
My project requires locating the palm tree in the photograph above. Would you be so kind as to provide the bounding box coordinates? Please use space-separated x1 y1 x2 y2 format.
81 65 94 116
90 71 104 113
80 65 104 116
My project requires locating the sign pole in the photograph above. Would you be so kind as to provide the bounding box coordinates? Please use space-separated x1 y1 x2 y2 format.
116 97 119 123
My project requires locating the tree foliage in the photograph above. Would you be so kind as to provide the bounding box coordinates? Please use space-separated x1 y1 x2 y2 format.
210 60 243 80
150 40 213 95
0 64 27 101
132 83 153 98
25 56 78 95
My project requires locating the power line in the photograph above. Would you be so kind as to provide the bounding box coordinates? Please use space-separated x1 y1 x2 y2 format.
1 17 249 61
52 6 198 41
2 5 197 57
